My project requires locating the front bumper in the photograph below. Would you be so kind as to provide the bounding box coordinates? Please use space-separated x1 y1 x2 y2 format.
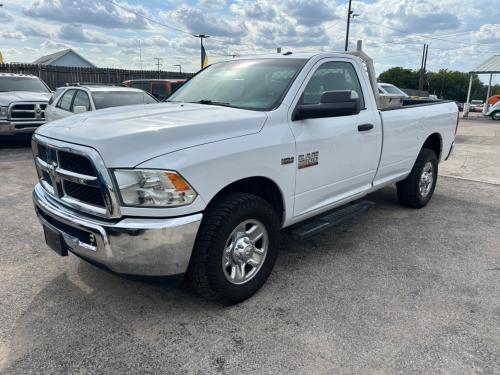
33 183 202 276
0 120 45 135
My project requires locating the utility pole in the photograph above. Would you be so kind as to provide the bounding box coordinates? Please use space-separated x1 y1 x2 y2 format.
194 34 210 70
418 44 428 93
173 64 182 74
138 39 143 71
154 57 162 79
344 0 359 51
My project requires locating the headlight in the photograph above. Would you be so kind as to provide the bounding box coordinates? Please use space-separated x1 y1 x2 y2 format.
0 106 8 119
114 169 197 207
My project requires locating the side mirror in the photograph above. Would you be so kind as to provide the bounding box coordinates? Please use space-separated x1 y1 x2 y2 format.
73 105 88 114
293 90 361 121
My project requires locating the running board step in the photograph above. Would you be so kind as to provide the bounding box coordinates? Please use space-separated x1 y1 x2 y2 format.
288 200 375 240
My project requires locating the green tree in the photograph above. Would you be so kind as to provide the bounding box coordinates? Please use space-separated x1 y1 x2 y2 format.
378 66 499 102
378 67 419 89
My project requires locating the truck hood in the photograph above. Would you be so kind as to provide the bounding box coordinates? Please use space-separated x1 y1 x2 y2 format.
36 102 268 167
0 91 51 106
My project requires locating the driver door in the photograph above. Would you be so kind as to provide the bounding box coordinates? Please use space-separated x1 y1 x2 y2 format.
288 59 381 218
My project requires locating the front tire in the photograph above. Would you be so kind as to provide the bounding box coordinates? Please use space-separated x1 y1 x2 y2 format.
397 148 438 208
186 193 280 304
492 111 500 121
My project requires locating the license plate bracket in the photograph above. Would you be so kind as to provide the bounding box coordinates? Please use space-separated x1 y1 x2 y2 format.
43 224 69 256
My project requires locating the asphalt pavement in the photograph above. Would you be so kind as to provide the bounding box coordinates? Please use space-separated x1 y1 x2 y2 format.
0 120 499 374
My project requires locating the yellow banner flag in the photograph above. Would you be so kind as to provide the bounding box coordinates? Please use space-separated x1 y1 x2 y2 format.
0 52 3 64
201 45 208 69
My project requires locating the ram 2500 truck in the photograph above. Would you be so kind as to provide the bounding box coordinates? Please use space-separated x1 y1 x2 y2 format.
0 74 51 137
32 48 458 303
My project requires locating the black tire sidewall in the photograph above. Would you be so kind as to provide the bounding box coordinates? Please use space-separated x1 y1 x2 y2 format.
204 196 280 303
492 111 500 121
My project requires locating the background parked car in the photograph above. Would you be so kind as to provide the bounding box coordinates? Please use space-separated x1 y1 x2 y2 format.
377 82 409 97
45 85 158 122
485 102 500 120
470 99 484 112
122 79 186 101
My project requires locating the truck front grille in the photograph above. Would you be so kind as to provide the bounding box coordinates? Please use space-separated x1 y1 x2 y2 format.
32 137 120 218
58 151 97 177
63 180 105 207
9 102 47 121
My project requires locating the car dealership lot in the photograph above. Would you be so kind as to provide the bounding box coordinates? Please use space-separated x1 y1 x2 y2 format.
0 119 499 374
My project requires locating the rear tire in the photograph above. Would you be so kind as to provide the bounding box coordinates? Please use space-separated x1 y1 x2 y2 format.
186 193 280 304
397 148 438 208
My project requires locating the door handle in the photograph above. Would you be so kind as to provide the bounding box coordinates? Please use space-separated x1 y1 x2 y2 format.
358 123 374 132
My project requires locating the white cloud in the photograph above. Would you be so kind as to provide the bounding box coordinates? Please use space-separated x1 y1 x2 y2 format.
197 0 227 10
0 31 26 40
230 1 276 22
0 0 495 74
23 0 149 29
58 24 109 44
161 5 246 38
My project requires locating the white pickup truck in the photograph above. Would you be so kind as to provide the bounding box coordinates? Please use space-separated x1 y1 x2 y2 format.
0 74 51 137
32 49 458 303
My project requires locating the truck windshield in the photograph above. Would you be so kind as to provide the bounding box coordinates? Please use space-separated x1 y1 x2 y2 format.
92 91 158 110
168 58 307 111
0 77 50 93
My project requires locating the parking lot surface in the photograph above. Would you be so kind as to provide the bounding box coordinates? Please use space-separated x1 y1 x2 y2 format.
1 120 499 374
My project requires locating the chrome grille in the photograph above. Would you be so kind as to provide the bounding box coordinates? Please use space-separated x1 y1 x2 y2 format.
32 135 121 218
9 102 47 121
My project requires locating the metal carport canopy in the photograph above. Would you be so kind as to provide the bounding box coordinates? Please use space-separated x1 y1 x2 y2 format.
469 55 500 74
463 55 500 118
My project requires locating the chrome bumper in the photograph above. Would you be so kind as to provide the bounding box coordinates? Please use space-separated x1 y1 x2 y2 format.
0 120 45 135
33 183 202 276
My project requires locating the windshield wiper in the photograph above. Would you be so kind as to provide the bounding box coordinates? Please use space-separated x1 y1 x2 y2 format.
188 99 232 107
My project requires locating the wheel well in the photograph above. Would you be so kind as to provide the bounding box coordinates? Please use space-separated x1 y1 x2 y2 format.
422 133 442 160
210 177 285 223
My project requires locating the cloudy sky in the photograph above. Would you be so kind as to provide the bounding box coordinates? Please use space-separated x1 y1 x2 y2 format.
0 0 499 79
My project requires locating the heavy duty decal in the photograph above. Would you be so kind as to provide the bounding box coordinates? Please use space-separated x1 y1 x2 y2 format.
281 156 294 165
298 151 319 169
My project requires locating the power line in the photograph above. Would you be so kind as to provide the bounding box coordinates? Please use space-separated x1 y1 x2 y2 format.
356 17 500 48
101 0 193 36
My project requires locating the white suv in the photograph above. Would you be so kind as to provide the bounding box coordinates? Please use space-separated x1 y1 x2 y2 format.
45 85 158 122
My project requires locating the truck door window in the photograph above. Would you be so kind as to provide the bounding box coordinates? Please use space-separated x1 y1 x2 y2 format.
302 61 365 108
57 89 76 112
72 90 91 112
152 83 167 100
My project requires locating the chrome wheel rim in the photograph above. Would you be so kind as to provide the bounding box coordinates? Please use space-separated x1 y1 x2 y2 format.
419 161 434 197
222 219 268 285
